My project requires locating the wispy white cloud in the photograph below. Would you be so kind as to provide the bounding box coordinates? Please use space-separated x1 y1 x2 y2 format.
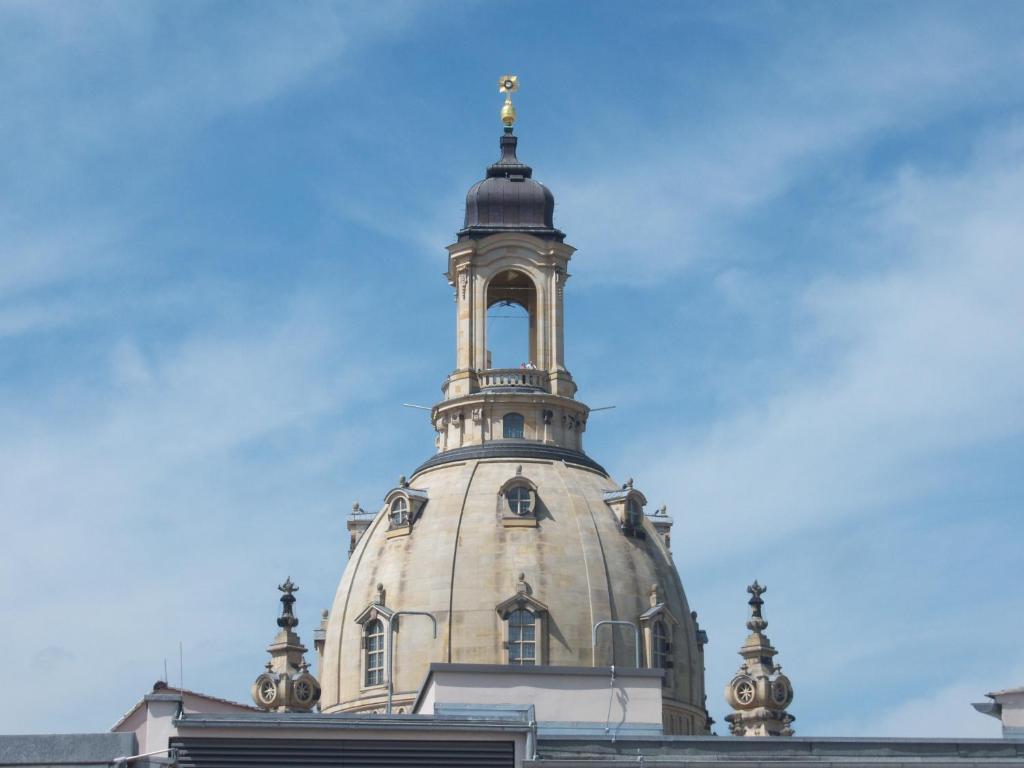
634 122 1024 562
620 119 1024 737
551 10 1024 281
0 1 422 332
822 674 1021 738
0 290 388 732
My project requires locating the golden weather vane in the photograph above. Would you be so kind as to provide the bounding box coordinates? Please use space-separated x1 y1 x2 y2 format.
499 74 519 129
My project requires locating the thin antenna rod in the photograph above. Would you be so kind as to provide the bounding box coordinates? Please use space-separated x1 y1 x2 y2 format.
401 403 432 411
163 658 168 684
590 406 617 412
179 641 183 691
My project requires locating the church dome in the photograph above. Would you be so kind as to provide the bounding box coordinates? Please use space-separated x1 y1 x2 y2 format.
459 132 564 242
320 83 708 736
320 457 709 733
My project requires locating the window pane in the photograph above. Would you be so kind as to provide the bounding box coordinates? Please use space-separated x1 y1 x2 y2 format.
508 486 532 515
503 413 525 439
522 626 535 641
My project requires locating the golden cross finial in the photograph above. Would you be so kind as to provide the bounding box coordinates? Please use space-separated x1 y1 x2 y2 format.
499 74 519 129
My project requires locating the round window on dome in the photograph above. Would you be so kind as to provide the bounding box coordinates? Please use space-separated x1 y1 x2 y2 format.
507 486 532 516
389 497 409 527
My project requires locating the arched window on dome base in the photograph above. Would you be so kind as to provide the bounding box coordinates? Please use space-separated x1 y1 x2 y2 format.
495 574 549 666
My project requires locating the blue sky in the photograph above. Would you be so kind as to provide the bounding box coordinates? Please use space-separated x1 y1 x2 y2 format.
1 1 1022 736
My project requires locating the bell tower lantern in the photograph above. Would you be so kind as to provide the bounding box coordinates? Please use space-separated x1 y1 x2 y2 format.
433 76 588 456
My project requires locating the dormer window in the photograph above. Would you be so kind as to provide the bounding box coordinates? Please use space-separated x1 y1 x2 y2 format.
354 594 393 691
507 486 532 516
389 497 409 527
627 499 643 528
496 574 549 665
640 584 678 688
602 479 648 539
652 619 668 669
503 412 525 438
364 618 385 686
498 470 539 528
383 481 428 539
507 609 537 665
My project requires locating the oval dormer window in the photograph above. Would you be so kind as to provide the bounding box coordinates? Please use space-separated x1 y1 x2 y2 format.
507 486 532 516
389 497 409 527
503 412 525 439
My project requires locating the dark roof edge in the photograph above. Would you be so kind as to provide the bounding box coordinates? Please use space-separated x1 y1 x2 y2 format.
426 662 664 678
412 443 606 476
458 225 566 243
173 711 532 732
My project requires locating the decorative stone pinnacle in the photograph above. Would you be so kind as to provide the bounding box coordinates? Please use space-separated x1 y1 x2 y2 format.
399 475 408 488
725 581 795 736
376 583 386 606
746 580 768 632
516 573 528 593
277 577 299 629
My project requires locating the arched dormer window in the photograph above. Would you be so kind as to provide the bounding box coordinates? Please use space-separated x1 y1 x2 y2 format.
507 486 531 516
497 470 539 528
354 595 393 691
602 479 648 539
364 618 385 686
652 619 668 669
383 480 428 539
640 584 678 688
502 412 525 439
389 497 409 527
627 498 643 528
496 574 549 665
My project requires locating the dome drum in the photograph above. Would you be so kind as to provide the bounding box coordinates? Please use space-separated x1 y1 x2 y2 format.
432 392 589 454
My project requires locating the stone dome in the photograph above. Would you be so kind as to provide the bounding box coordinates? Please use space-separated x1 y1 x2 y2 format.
459 132 564 242
320 455 709 733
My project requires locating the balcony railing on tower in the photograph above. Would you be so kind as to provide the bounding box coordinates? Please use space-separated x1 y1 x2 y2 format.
479 368 547 390
441 368 549 397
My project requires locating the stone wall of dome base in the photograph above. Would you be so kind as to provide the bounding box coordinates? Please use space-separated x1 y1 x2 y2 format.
432 391 589 453
413 443 607 477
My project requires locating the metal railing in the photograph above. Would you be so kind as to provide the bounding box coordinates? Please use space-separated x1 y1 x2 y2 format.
592 620 641 668
386 611 438 715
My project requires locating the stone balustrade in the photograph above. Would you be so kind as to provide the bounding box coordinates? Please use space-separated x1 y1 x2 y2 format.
440 368 550 397
478 368 547 390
